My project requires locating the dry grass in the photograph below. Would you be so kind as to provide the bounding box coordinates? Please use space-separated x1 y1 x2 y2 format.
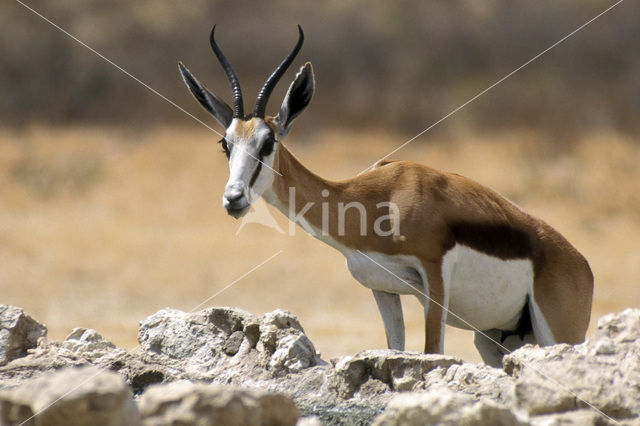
1 126 638 362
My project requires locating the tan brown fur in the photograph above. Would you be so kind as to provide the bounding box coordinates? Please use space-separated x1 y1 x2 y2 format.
270 142 593 349
231 118 259 139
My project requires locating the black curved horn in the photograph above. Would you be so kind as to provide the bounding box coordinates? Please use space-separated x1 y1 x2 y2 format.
210 25 244 118
254 25 304 118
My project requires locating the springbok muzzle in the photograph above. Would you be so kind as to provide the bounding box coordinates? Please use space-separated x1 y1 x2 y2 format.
222 183 249 216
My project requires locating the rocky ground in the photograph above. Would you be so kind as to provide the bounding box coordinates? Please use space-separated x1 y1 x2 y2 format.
0 304 638 425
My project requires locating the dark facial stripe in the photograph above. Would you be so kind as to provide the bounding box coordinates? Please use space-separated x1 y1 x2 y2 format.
249 161 262 188
249 131 275 188
445 222 533 260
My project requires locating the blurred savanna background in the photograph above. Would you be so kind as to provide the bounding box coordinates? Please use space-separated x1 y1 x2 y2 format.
1 0 638 362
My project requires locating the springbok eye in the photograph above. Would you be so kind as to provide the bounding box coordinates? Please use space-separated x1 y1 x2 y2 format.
259 138 276 157
219 138 230 159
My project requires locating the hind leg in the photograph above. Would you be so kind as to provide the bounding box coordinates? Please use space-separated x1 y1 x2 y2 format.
528 297 557 346
473 330 503 367
528 250 593 345
474 329 536 367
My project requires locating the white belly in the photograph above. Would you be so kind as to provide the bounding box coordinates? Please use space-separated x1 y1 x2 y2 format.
442 244 531 331
345 244 532 333
344 251 425 297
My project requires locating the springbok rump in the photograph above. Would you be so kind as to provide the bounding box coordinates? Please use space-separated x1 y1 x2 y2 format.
178 25 593 367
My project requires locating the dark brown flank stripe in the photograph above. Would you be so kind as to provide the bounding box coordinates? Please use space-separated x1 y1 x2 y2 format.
445 222 533 260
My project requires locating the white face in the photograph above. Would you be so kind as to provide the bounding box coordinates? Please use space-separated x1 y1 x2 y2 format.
180 60 314 219
221 118 279 218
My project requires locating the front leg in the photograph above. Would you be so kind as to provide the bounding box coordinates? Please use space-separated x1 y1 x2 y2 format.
422 261 447 354
372 290 405 351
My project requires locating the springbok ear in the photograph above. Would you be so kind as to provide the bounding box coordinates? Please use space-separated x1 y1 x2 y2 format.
179 62 233 128
275 62 315 136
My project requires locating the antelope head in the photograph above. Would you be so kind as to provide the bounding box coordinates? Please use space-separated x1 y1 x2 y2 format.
179 25 315 218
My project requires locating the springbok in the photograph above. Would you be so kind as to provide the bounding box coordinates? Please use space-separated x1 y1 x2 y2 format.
178 25 593 366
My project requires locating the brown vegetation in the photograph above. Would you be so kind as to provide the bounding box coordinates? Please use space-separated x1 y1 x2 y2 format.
1 126 638 362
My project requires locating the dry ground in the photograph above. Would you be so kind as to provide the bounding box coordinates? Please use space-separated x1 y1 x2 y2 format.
1 126 638 362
